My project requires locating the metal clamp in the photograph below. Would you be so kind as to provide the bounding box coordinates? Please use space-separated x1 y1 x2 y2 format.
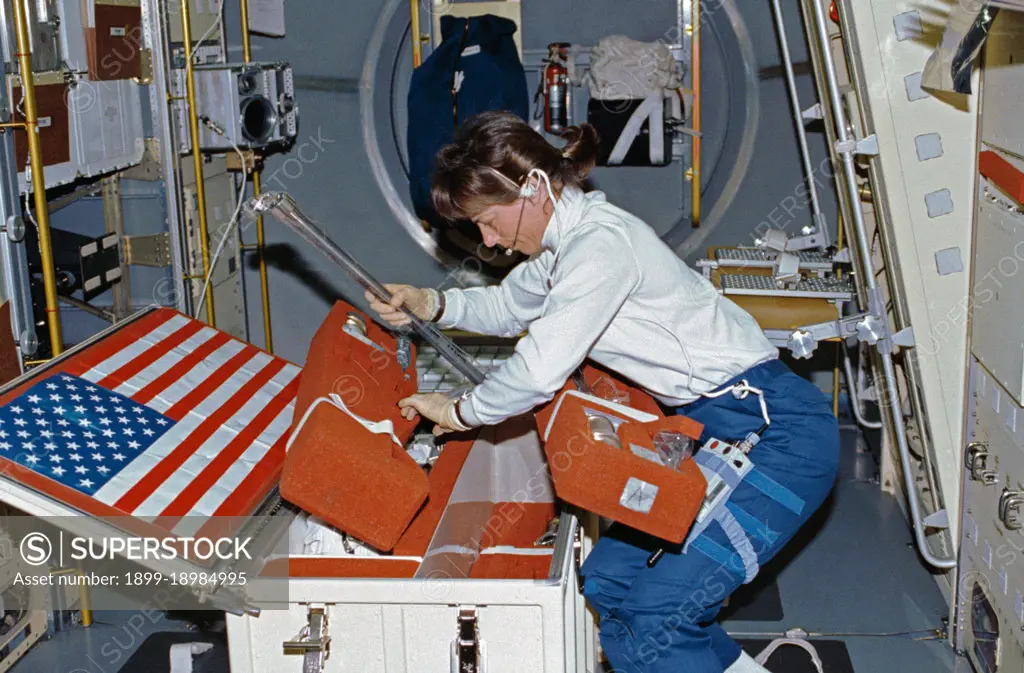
451 607 485 673
834 134 879 157
999 489 1024 530
283 606 331 671
787 309 915 359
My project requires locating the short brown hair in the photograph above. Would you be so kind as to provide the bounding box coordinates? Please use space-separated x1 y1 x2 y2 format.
431 111 599 222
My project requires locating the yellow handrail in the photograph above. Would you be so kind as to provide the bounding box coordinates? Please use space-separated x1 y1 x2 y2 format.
239 0 274 352
180 0 216 325
11 0 63 354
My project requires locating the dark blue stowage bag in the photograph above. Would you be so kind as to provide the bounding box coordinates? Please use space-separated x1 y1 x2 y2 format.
407 14 529 224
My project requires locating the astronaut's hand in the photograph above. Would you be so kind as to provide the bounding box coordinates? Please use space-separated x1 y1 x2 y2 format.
364 284 437 327
398 392 468 437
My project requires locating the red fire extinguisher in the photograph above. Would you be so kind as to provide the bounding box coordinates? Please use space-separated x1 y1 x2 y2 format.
543 43 571 135
829 0 838 23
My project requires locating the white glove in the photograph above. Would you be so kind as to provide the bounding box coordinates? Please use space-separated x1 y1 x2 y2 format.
398 392 472 436
364 284 441 327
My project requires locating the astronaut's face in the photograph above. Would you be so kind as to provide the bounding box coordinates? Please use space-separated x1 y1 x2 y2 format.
471 180 552 256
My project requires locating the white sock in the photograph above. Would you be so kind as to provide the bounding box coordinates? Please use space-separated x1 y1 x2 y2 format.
724 650 771 673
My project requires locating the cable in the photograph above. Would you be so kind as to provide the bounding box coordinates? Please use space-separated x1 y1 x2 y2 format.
193 119 248 319
191 0 227 63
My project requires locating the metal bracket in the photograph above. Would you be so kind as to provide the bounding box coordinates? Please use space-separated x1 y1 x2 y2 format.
891 327 915 348
124 232 172 267
451 607 485 673
283 606 331 671
757 222 829 253
921 510 949 530
801 102 823 123
782 230 828 251
834 134 879 157
137 49 154 85
786 313 873 359
832 247 852 264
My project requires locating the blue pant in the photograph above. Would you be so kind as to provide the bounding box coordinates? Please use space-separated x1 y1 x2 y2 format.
580 359 839 672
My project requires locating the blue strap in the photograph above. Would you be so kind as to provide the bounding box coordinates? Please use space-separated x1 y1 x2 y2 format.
690 533 737 570
746 469 805 516
727 502 783 550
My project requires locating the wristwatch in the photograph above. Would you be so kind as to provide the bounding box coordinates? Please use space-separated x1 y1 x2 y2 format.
448 388 473 432
430 289 447 322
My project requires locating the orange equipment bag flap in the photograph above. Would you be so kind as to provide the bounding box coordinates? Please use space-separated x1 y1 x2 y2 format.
280 300 426 552
537 366 708 544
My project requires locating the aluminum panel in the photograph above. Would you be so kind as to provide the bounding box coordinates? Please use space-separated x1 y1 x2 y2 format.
970 194 1024 406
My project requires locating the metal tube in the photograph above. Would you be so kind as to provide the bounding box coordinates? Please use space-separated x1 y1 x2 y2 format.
808 0 955 569
410 0 422 67
690 0 702 228
842 345 883 430
769 0 823 222
239 0 274 352
180 0 216 325
58 295 115 322
247 192 486 384
11 0 63 356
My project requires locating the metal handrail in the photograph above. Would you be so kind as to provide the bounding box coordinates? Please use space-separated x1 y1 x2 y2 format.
807 0 955 569
239 0 274 352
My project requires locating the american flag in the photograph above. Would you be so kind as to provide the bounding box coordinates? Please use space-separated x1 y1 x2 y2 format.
0 309 299 536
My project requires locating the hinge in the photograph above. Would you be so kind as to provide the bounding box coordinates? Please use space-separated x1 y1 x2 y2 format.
451 606 486 673
283 605 331 671
124 232 172 267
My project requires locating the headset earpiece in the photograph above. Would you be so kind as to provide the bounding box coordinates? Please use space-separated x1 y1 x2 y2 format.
520 180 538 198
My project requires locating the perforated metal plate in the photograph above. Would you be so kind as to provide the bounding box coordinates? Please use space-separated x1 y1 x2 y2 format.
416 344 515 393
719 273 854 299
714 247 834 269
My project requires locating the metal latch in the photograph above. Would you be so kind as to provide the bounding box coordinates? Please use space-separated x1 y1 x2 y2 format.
451 607 485 673
999 489 1024 530
283 606 331 671
965 443 997 485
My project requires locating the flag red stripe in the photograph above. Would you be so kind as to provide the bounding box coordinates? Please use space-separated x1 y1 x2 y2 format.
62 309 181 378
158 377 299 521
0 459 180 541
163 345 259 422
114 359 289 513
0 310 180 409
208 432 289 520
98 320 206 391
133 332 233 406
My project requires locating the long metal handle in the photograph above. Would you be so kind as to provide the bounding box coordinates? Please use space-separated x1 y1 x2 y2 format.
808 0 955 569
690 0 701 228
246 192 486 385
770 0 824 229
